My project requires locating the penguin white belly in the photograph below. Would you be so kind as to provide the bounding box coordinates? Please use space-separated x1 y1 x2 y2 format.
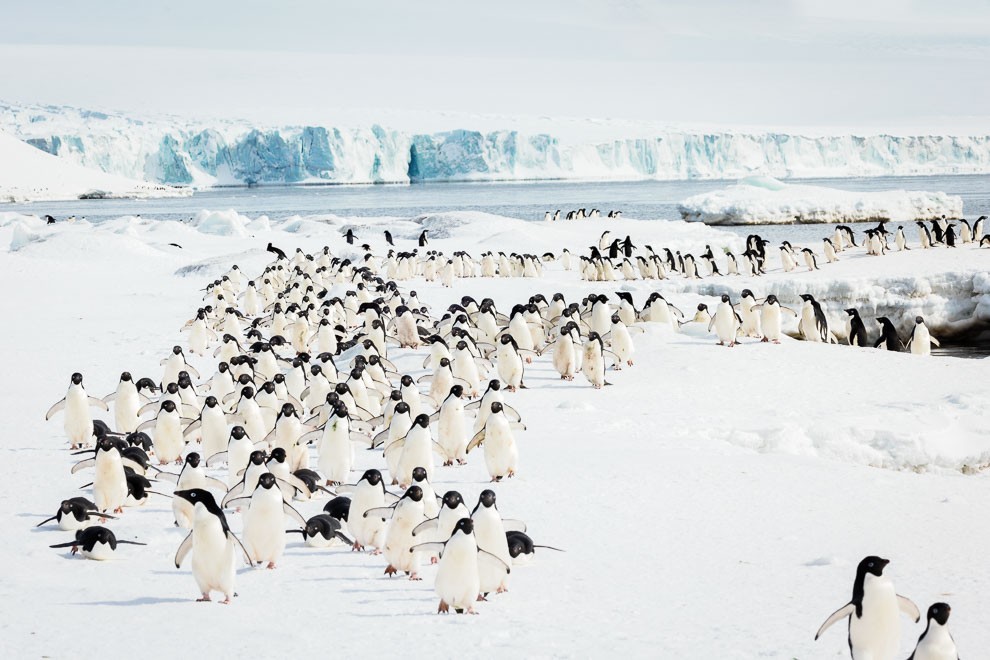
318 420 354 484
850 579 901 660
59 513 92 531
714 307 738 345
496 347 523 389
189 321 210 355
153 414 185 463
384 419 412 478
435 535 481 611
474 511 510 593
239 404 268 445
191 512 236 597
591 307 611 336
384 506 424 574
349 487 386 549
911 624 957 660
552 338 576 380
94 453 127 512
911 327 932 356
201 410 228 459
508 317 534 351
243 489 287 564
483 421 518 479
762 307 783 342
582 346 605 388
114 388 141 433
226 439 253 487
65 388 94 446
438 404 468 463
396 431 434 486
83 540 116 561
396 316 419 347
611 326 634 365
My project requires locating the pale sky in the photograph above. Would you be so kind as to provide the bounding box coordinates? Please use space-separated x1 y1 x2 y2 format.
2 0 989 131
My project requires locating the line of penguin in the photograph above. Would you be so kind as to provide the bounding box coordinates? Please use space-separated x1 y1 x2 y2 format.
815 555 960 660
542 208 623 221
40 240 586 613
575 215 988 284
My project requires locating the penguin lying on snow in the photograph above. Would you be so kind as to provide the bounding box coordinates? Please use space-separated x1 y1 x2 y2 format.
36 497 114 531
50 526 146 560
505 531 565 560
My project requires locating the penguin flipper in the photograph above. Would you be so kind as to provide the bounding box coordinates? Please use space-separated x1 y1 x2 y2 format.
205 476 228 491
45 398 66 420
224 496 252 509
228 532 253 565
410 541 445 555
70 458 96 474
136 419 157 433
929 337 941 347
478 549 511 575
363 506 395 520
205 451 227 467
174 532 193 568
897 595 921 622
282 501 307 527
814 603 854 640
349 431 372 446
35 515 58 528
155 471 179 484
466 430 485 453
182 419 202 437
501 405 522 422
89 396 110 411
102 392 118 404
412 518 438 537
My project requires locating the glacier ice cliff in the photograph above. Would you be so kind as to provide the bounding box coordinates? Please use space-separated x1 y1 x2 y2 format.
3 102 990 187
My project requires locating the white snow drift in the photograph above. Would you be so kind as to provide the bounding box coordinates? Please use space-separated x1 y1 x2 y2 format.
678 176 963 224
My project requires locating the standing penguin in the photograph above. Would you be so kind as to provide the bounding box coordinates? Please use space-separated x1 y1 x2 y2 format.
907 316 940 356
229 472 306 569
418 230 429 247
344 228 357 245
908 603 958 660
341 469 393 552
102 372 145 434
580 332 610 389
471 490 520 597
874 317 904 352
798 294 833 343
384 230 394 246
815 556 920 660
844 309 869 347
366 485 429 580
412 517 510 615
174 489 251 603
708 294 741 347
467 402 522 482
46 373 109 449
752 295 796 344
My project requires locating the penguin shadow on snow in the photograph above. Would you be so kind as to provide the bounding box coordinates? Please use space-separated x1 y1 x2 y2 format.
75 596 191 606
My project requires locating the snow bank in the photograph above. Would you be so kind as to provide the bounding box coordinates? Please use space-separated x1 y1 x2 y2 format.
0 129 190 203
677 176 963 224
192 209 252 237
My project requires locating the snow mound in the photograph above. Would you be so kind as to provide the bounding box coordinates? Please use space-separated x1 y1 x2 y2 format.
0 129 189 203
193 209 251 237
9 222 42 251
677 178 963 224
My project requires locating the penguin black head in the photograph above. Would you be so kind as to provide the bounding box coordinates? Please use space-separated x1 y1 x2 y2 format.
439 358 450 368
239 386 255 399
455 340 468 351
280 402 296 417
413 413 430 428
120 372 132 382
96 435 117 453
230 426 247 440
915 316 925 325
185 452 201 468
260 381 276 395
697 303 709 311
335 383 351 396
248 450 266 465
172 346 183 356
268 447 288 463
800 294 814 302
325 392 341 407
453 517 474 536
448 384 464 399
71 373 83 385
720 294 730 303
442 491 464 509
333 403 349 418
393 401 411 416
400 375 414 387
411 466 428 482
404 485 424 502
488 380 501 392
161 400 177 414
205 396 219 408
361 469 383 486
844 308 858 316
611 313 621 324
490 401 503 414
927 602 951 626
174 488 217 509
389 389 402 402
165 382 180 395
257 472 277 490
858 555 889 578
478 489 497 508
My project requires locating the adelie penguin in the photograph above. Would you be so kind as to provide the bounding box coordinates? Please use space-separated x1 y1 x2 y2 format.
874 317 904 351
50 526 146 561
46 372 109 449
815 556 919 660
174 489 252 603
288 514 354 549
36 497 114 531
908 602 959 660
418 230 429 247
843 309 868 347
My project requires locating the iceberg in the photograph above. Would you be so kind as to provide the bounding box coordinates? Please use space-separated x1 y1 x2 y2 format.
3 102 990 187
677 177 964 225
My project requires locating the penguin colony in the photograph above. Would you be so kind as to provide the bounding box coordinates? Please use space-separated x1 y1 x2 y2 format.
40 215 978 631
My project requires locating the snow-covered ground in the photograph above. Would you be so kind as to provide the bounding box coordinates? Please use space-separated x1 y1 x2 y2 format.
2 210 988 657
678 176 964 224
0 129 189 203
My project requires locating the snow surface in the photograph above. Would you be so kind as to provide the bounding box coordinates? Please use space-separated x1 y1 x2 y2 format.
2 210 989 658
678 176 964 225
5 101 990 187
0 129 189 203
